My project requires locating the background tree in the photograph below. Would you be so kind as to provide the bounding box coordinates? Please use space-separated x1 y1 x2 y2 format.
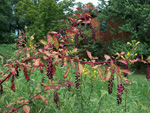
97 0 150 58
14 0 75 42
0 0 13 43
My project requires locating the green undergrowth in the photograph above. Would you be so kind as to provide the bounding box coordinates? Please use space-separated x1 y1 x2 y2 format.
0 64 150 113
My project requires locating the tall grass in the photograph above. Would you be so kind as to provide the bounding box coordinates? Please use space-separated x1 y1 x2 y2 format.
0 64 150 113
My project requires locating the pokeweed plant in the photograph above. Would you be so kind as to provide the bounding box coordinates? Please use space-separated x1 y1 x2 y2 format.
0 3 150 113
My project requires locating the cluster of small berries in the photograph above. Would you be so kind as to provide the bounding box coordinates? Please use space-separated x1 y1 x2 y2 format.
0 80 3 94
47 57 53 80
68 83 71 91
75 34 79 47
117 84 124 104
75 72 80 89
108 75 114 94
89 24 95 41
54 91 59 109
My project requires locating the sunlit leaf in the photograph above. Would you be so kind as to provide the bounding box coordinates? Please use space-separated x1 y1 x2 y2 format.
86 51 92 59
53 36 59 49
104 68 111 81
35 96 48 105
97 66 103 80
11 68 16 75
64 66 70 79
39 39 48 45
122 77 132 85
6 103 14 108
104 54 111 61
23 105 30 113
121 69 131 74
78 63 83 75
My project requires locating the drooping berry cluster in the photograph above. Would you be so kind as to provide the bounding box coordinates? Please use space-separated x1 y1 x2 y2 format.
0 80 3 94
47 57 53 80
41 76 45 86
54 91 59 109
75 34 79 48
68 83 71 91
117 84 124 104
75 72 80 89
108 75 114 94
90 23 95 41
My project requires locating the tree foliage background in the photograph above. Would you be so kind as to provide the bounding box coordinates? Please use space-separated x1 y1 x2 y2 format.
0 0 75 43
97 0 150 57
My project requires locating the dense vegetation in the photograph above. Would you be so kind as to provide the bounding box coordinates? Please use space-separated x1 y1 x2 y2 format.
0 0 150 113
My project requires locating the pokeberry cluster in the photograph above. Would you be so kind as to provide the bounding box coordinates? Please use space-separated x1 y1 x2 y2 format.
117 84 124 104
108 75 114 94
47 57 53 80
90 24 95 41
0 80 3 94
75 72 80 89
54 91 59 109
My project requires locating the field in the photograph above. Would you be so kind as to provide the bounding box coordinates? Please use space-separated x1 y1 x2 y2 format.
0 62 150 113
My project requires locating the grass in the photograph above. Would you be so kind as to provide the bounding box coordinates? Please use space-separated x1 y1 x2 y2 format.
0 63 150 113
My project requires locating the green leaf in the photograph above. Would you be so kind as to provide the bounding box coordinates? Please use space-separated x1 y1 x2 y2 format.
39 40 48 45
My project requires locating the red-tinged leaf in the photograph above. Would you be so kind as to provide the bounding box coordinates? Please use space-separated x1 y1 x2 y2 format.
76 7 82 11
43 51 51 57
53 36 59 49
118 59 128 65
11 68 16 75
122 77 132 85
33 59 41 67
39 39 48 45
47 32 54 44
52 65 56 75
8 107 17 113
84 16 87 23
64 66 70 79
121 69 131 74
97 66 103 80
51 31 58 35
64 41 72 45
6 103 14 108
86 51 92 59
74 13 80 18
0 73 12 85
10 81 15 92
104 68 111 81
24 67 30 80
104 54 111 61
67 82 74 87
64 57 68 67
35 96 48 105
23 105 30 113
78 63 83 75
67 17 74 23
62 20 70 25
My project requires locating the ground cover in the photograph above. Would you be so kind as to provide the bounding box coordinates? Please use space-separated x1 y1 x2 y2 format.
0 63 149 113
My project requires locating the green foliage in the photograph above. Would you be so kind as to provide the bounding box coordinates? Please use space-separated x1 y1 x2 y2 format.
0 44 17 65
0 65 149 112
14 0 75 42
97 0 150 57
